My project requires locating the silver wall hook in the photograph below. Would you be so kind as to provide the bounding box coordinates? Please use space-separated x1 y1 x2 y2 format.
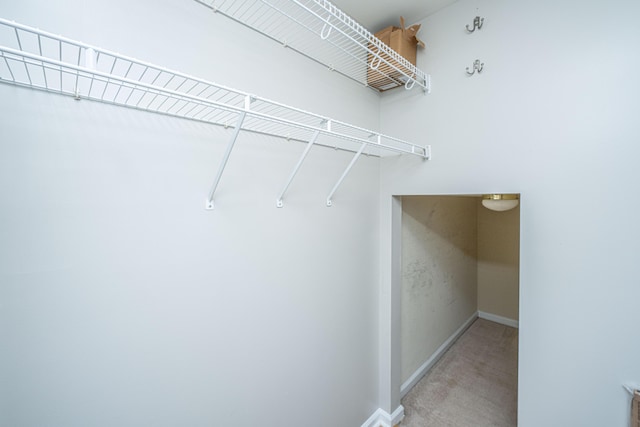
466 16 484 33
466 59 484 76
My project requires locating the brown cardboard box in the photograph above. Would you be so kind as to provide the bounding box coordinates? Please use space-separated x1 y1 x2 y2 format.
367 17 425 91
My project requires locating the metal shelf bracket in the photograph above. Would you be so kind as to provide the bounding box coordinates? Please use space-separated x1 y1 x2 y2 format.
276 130 320 208
205 111 247 210
326 142 366 207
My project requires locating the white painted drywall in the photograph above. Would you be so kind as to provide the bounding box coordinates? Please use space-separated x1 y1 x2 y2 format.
400 196 477 384
378 0 640 424
0 1 383 426
477 200 519 322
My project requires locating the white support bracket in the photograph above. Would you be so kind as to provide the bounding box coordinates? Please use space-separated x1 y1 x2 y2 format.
205 111 247 209
276 130 320 208
326 142 366 207
74 47 96 100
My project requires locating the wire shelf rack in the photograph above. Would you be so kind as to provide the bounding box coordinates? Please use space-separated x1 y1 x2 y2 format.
0 18 430 208
195 0 431 93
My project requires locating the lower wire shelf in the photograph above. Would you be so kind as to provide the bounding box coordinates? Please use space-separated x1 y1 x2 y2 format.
0 17 430 208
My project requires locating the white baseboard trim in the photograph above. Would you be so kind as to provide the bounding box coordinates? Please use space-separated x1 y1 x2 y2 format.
361 406 404 427
400 312 478 398
361 409 382 427
478 311 519 329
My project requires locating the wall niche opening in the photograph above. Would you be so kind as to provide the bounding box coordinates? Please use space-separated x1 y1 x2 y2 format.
398 194 520 426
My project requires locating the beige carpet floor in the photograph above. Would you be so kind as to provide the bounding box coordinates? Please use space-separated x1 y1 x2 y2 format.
400 318 518 427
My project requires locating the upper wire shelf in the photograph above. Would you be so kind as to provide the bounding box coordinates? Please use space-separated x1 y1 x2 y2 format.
0 18 430 208
195 0 431 93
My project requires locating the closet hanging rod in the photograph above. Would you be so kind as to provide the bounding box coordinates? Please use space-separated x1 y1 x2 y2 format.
0 18 429 158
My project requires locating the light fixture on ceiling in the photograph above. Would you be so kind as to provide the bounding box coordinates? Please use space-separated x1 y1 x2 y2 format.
482 194 519 211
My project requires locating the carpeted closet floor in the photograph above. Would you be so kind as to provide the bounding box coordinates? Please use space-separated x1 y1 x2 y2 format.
400 318 518 427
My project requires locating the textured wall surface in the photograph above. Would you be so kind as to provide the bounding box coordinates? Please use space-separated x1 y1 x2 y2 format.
400 196 477 384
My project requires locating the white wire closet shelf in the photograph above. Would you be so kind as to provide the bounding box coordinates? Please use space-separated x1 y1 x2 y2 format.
195 0 431 93
0 17 430 208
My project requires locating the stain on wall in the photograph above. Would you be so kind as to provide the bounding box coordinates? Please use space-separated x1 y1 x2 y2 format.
401 196 478 383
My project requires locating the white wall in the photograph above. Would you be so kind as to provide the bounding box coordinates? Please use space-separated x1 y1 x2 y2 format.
379 0 640 425
0 1 383 426
5 0 639 424
477 201 519 322
401 196 477 384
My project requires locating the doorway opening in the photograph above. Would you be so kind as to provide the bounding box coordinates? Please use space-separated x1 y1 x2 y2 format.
396 194 520 425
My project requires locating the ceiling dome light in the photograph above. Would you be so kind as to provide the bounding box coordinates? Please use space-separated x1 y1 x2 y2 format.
482 194 519 211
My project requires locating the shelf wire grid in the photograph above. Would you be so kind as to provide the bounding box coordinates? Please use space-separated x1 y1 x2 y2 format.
196 0 430 93
0 17 429 158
